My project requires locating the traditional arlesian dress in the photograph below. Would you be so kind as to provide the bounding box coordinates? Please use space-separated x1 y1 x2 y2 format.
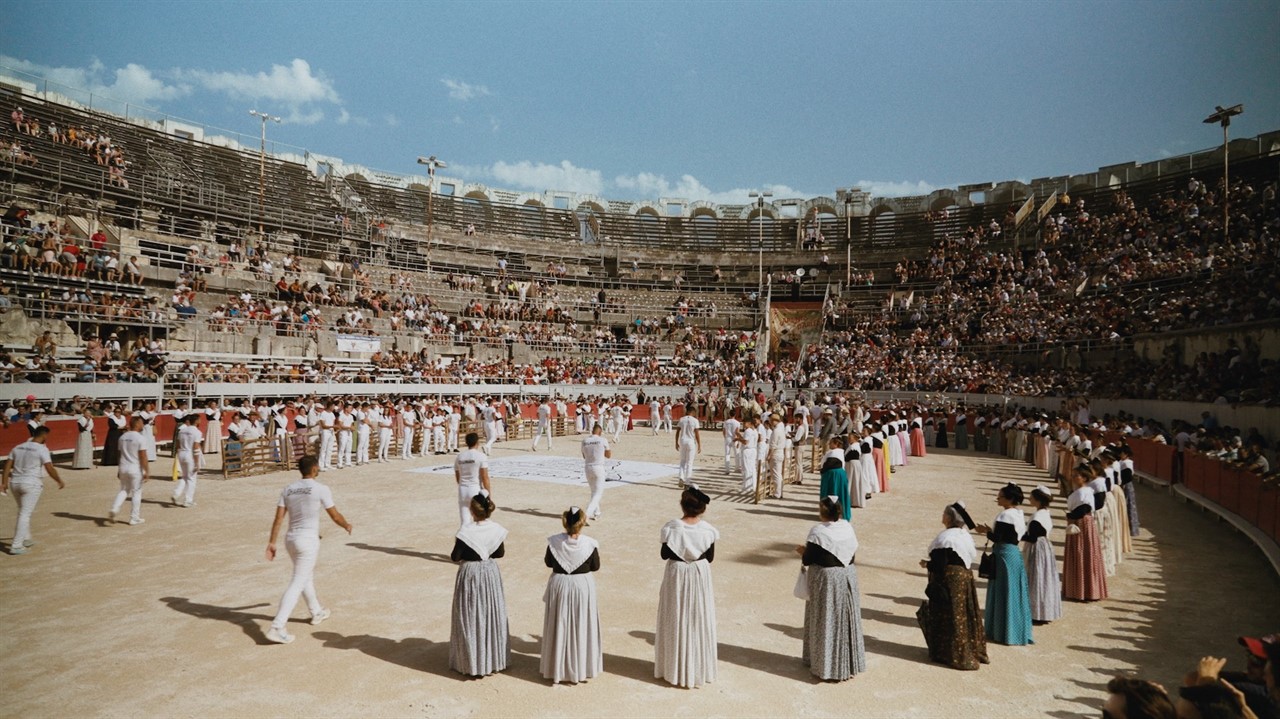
73 414 95 469
1119 456 1140 537
887 424 904 468
820 450 852 520
953 412 969 451
1090 476 1117 577
983 507 1033 646
101 411 126 466
935 415 949 449
1020 508 1062 623
859 438 879 495
801 518 866 681
541 532 602 684
655 518 719 688
450 520 511 677
1063 486 1108 601
202 406 221 455
845 442 868 509
923 417 937 447
917 526 988 670
895 420 911 466
910 418 927 457
973 415 989 453
1108 467 1132 555
871 433 888 492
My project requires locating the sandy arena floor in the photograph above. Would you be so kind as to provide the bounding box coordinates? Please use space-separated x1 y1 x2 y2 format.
3 430 1278 718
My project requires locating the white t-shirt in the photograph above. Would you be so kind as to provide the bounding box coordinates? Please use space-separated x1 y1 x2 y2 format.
742 427 759 451
769 424 787 456
118 430 147 473
319 411 336 431
677 415 700 443
581 435 610 466
337 412 354 431
723 417 741 442
454 449 488 487
278 478 335 536
7 440 51 483
176 425 203 454
538 403 551 422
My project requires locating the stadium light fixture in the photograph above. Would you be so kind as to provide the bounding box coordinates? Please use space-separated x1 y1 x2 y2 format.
1202 104 1242 241
416 155 448 276
249 110 281 237
749 190 773 304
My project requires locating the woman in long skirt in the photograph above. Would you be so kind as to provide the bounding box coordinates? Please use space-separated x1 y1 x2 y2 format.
989 417 1003 455
1118 446 1140 537
541 507 602 684
844 435 868 509
974 483 1033 646
1020 486 1062 624
1087 461 1118 577
973 417 988 453
895 420 910 466
202 401 222 455
859 434 879 496
935 413 949 449
819 438 852 519
101 405 125 466
450 491 510 677
917 501 988 670
923 417 936 447
1109 469 1132 555
871 431 889 492
1063 465 1108 601
655 486 719 688
797 496 865 681
910 417 927 457
72 406 96 469
953 412 968 451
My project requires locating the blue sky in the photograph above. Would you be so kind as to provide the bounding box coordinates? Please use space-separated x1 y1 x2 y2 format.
4 0 1278 202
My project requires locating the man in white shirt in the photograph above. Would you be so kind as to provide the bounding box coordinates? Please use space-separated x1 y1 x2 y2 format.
170 413 203 509
317 402 337 471
375 403 393 462
335 403 354 469
355 402 371 466
675 404 701 485
106 416 151 523
649 398 661 435
265 455 352 645
722 411 742 474
446 403 461 453
431 407 447 456
737 417 760 493
482 399 500 455
531 398 554 451
399 404 417 460
2 426 64 554
766 414 788 499
610 402 625 443
582 425 612 520
454 432 492 527
661 401 674 433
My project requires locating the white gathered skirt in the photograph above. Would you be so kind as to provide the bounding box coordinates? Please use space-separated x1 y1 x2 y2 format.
540 573 602 683
654 559 716 688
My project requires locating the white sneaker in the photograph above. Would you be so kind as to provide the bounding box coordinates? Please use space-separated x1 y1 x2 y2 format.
171 496 182 507
310 608 331 626
129 518 145 526
9 546 27 555
265 627 294 644
108 509 117 524
22 539 35 547
182 500 193 508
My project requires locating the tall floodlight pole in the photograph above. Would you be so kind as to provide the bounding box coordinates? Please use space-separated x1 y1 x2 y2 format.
749 190 772 302
1203 104 1243 242
417 155 447 276
248 110 281 236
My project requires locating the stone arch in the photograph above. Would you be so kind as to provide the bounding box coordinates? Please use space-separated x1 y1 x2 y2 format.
870 204 896 243
460 190 494 229
689 203 719 219
928 192 963 212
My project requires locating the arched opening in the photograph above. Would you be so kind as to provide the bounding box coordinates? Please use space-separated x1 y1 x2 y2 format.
462 190 493 231
870 206 896 245
747 210 778 249
692 214 717 246
519 201 545 238
637 207 660 243
576 203 602 243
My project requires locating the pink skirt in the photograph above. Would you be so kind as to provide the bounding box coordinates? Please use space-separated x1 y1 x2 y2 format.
910 428 927 457
1063 514 1108 602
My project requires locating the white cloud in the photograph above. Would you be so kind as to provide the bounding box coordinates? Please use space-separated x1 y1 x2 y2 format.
184 58 339 105
852 179 939 198
614 172 815 204
0 54 189 104
441 78 491 101
463 160 605 195
284 107 325 125
384 113 400 127
489 115 500 133
337 108 351 125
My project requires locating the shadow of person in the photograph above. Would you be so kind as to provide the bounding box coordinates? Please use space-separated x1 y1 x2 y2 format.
859 605 923 629
159 596 274 644
862 633 930 663
627 629 818 682
763 622 804 640
311 631 466 679
52 511 109 527
503 506 563 520
346 542 453 563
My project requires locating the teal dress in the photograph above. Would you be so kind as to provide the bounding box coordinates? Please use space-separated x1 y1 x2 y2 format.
819 452 852 521
983 512 1033 646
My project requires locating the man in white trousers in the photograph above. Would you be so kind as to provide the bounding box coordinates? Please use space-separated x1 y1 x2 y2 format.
531 398 554 451
400 403 417 460
2 426 64 555
766 414 788 499
265 455 352 645
675 403 701 485
482 399 500 455
610 401 625 443
737 416 760 493
722 411 741 474
376 403 393 462
446 402 461 452
335 403 354 469
355 402 371 466
454 432 491 526
170 413 202 509
648 397 661 435
317 402 336 471
581 424 611 520
661 400 674 433
110 416 150 522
